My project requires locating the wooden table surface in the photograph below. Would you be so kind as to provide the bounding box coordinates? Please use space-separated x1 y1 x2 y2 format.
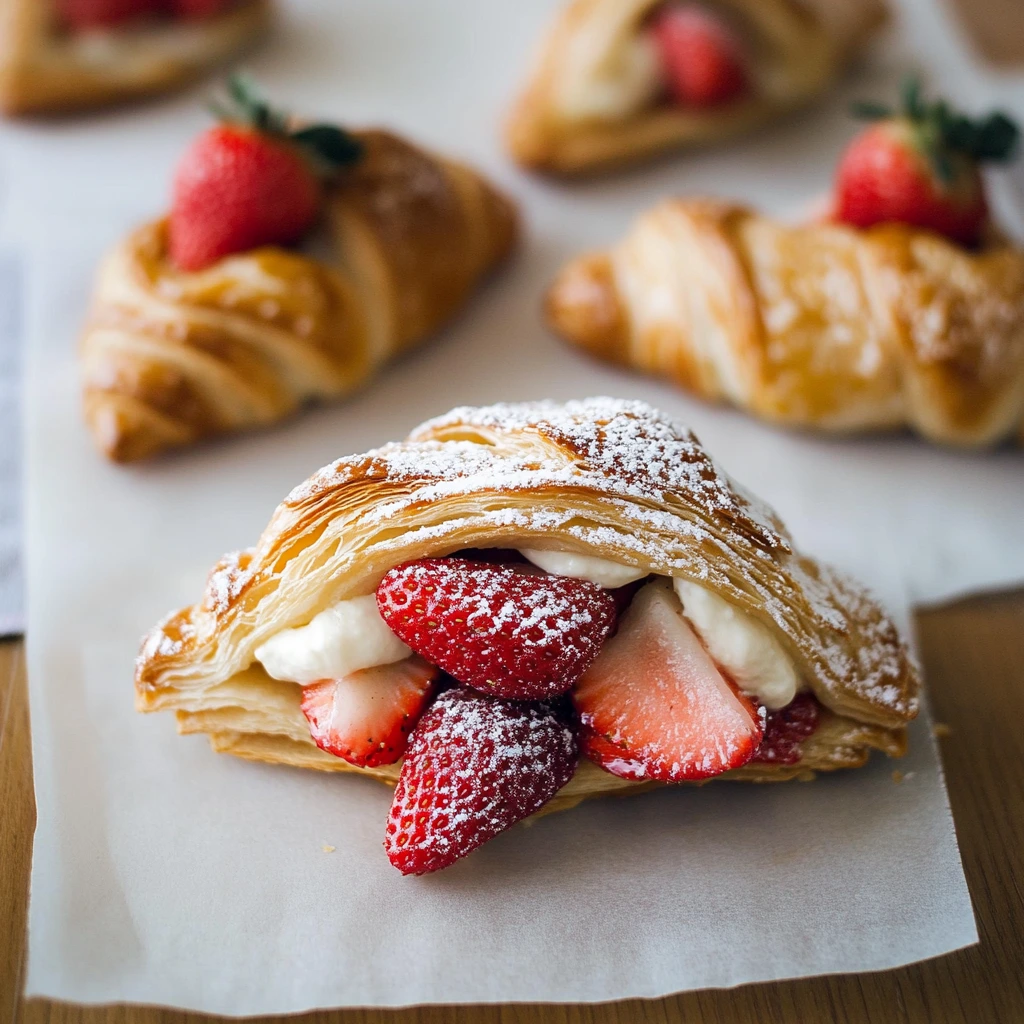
3 591 1024 1023
3 3 1023 1022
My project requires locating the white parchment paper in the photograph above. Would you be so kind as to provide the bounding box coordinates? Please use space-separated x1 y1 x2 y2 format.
13 0 1024 1011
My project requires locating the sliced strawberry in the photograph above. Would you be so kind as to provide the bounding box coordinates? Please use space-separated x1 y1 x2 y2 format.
573 582 764 781
57 0 161 30
376 558 617 700
751 691 821 765
650 4 749 109
300 656 439 768
385 688 578 875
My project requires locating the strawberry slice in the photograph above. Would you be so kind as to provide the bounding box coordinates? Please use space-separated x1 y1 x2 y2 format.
573 582 764 781
751 691 821 765
376 558 617 700
385 688 579 875
300 656 439 768
650 4 749 109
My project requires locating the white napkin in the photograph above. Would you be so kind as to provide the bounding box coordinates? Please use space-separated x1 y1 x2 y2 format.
9 0 1022 1012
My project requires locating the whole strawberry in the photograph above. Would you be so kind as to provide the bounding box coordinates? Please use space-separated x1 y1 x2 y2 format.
385 688 579 875
170 76 363 272
376 557 618 700
835 78 1020 247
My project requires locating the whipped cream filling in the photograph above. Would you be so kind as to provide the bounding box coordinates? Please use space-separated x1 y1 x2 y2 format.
255 554 800 714
674 580 799 709
556 30 665 122
518 548 647 588
255 594 410 684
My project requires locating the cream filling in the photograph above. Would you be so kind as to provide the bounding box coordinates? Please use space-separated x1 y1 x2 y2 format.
555 30 665 122
518 548 647 588
254 594 410 685
254 554 801 712
674 579 799 709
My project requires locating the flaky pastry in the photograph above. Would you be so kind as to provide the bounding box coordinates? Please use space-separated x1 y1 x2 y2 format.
81 129 518 461
546 199 1024 447
0 0 270 116
137 398 919 823
505 0 887 175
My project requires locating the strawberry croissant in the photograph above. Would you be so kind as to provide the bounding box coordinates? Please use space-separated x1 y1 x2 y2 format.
80 77 518 462
136 398 919 874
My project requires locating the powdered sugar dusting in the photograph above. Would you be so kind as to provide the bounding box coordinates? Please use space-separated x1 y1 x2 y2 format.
137 398 918 727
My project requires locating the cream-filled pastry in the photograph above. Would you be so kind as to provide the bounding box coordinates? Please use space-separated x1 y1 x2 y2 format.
0 0 271 116
506 0 888 174
136 398 919 874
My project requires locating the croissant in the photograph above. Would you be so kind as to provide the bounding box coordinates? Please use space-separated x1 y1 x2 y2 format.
81 129 518 462
546 199 1024 447
136 399 919 868
505 0 887 174
0 0 270 116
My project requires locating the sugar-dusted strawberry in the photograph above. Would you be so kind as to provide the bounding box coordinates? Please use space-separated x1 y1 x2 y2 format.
170 0 235 18
751 691 821 766
835 78 1020 246
300 656 439 768
57 0 160 30
385 688 578 875
376 558 617 700
650 4 749 109
573 582 763 781
169 76 363 272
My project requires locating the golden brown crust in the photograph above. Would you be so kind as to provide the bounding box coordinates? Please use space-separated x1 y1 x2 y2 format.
136 398 919 734
135 399 917 814
0 0 271 116
80 130 518 461
546 199 1024 447
505 0 887 175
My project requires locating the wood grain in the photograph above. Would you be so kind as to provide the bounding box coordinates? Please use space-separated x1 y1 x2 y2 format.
3 588 1023 1024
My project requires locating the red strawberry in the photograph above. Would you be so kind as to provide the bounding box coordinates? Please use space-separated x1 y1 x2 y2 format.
376 558 617 700
573 582 764 781
300 657 439 768
835 78 1020 246
57 0 160 30
170 0 234 18
650 4 749 109
751 691 821 766
384 688 578 875
169 76 363 272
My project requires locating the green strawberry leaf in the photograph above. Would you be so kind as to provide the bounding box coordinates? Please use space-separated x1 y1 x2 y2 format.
209 74 363 178
291 125 365 173
851 100 892 121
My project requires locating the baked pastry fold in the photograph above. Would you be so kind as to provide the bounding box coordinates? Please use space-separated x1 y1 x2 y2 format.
137 398 920 812
81 129 518 461
0 0 271 116
546 199 1024 446
506 0 887 174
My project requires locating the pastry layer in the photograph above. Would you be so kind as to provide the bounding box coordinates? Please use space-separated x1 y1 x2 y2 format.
0 0 271 115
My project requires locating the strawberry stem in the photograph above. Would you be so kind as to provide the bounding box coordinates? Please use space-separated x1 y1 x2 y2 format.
852 75 1020 169
209 74 364 178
